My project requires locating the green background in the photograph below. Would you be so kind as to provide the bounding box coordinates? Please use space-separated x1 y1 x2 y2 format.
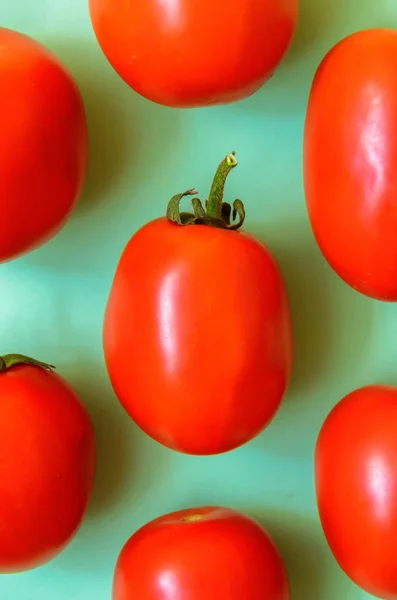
0 1 394 598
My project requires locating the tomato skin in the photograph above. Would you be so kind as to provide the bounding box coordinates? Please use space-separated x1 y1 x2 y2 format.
0 27 88 263
103 217 293 455
113 506 290 600
304 29 397 301
315 385 397 599
0 364 96 573
88 0 298 108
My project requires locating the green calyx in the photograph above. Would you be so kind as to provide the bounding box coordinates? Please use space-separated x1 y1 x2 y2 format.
166 152 245 230
0 354 55 373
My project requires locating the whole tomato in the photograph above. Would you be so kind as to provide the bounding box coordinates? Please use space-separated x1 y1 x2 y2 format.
113 506 290 600
315 385 397 599
0 27 88 263
0 354 96 573
103 153 293 455
88 0 298 108
304 28 397 301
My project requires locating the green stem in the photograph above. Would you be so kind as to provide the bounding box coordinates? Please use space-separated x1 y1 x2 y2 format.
206 152 238 220
0 354 55 373
165 151 246 230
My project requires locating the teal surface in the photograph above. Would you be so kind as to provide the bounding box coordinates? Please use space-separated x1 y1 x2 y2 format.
0 1 395 598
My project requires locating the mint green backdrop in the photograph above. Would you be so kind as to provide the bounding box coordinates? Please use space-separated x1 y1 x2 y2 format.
0 1 394 598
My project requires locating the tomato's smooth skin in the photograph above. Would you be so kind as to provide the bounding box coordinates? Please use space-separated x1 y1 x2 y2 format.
304 28 397 301
0 27 88 263
103 213 293 455
113 506 290 600
0 358 96 573
88 0 298 108
315 385 397 599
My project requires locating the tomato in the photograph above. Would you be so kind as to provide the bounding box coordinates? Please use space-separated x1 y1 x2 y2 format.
103 153 293 455
0 354 96 573
304 28 397 301
113 505 290 600
0 27 88 263
88 0 298 108
315 385 397 599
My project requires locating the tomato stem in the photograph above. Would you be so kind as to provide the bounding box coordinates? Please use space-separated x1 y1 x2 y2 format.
0 354 55 372
165 152 245 230
206 152 238 219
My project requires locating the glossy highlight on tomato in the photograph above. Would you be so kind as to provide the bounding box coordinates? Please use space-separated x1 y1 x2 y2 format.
113 506 290 600
304 28 397 301
0 354 96 573
315 385 397 599
0 27 88 263
88 0 299 108
103 153 293 455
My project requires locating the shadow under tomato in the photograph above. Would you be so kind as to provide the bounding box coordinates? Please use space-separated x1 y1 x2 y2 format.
64 361 135 519
40 37 184 217
241 508 360 600
228 0 397 116
63 357 176 521
14 36 185 275
249 217 374 399
242 215 374 460
224 0 331 116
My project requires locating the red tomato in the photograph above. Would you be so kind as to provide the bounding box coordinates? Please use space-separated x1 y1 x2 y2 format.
0 354 96 573
0 27 88 263
315 385 397 599
88 0 298 108
113 506 290 600
304 28 397 301
103 153 293 455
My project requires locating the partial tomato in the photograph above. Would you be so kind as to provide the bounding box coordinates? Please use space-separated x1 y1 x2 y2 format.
88 0 298 108
103 153 293 455
315 385 397 599
0 354 96 573
304 28 397 301
113 506 290 600
0 27 88 262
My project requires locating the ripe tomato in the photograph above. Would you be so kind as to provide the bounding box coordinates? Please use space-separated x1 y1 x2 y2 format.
103 153 293 455
304 28 397 301
315 385 397 599
88 0 298 108
113 506 290 600
0 27 88 263
0 354 96 573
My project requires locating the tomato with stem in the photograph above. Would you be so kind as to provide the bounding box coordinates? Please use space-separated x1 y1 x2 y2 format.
0 354 96 573
104 152 293 455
